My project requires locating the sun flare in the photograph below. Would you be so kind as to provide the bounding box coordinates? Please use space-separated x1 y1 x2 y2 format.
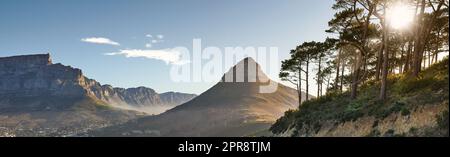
386 3 416 30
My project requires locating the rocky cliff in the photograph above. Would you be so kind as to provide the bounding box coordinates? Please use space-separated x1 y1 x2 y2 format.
0 54 195 113
0 54 85 97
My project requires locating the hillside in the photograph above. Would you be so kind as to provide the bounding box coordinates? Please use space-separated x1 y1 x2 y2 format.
0 96 141 136
90 58 312 137
271 58 449 137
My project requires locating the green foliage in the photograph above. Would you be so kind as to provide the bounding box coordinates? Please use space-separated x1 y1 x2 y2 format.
269 110 297 134
394 77 435 94
271 58 449 136
370 101 409 119
401 107 411 116
340 102 364 122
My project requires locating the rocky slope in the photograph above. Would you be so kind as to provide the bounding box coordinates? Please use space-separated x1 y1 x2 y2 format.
91 58 312 137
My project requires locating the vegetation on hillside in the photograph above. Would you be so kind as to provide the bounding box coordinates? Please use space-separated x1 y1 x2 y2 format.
271 58 448 137
280 0 448 103
274 0 448 137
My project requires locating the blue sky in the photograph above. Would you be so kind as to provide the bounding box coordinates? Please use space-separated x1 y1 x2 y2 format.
0 0 335 95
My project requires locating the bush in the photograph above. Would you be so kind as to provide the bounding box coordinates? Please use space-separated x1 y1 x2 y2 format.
270 109 297 134
340 102 364 122
394 77 435 94
372 101 408 119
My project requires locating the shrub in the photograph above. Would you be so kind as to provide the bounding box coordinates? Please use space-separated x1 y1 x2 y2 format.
394 77 435 94
401 107 411 116
372 101 408 119
270 109 297 134
340 102 364 122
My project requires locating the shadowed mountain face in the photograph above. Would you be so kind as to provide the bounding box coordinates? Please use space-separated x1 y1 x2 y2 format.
93 58 311 137
91 86 196 115
0 54 194 136
0 54 195 112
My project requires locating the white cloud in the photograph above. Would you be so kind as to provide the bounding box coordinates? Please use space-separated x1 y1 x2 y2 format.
81 37 120 46
105 49 190 65
157 35 164 39
151 39 159 44
146 34 153 38
145 43 152 48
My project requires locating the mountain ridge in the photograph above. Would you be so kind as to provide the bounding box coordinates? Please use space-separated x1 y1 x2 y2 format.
0 54 196 114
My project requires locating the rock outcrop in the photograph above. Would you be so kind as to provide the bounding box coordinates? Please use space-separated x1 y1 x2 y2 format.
0 54 85 97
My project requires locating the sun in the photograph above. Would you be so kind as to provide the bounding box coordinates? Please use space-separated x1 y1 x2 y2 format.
386 3 415 30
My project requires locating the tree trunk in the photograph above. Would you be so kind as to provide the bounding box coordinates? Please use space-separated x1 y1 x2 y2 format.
376 37 384 81
317 56 322 98
335 49 341 91
298 65 302 107
428 51 431 67
350 2 372 99
399 45 405 74
306 57 310 101
390 48 396 74
404 40 412 73
362 56 367 84
340 60 345 93
380 16 390 101
351 52 361 99
412 0 430 77
435 52 438 63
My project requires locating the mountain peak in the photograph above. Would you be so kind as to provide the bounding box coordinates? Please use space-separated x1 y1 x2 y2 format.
95 57 301 137
221 57 269 83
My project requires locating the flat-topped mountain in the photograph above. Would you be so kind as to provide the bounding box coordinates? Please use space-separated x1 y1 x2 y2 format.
0 54 84 97
93 58 312 137
0 54 195 113
0 54 195 136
